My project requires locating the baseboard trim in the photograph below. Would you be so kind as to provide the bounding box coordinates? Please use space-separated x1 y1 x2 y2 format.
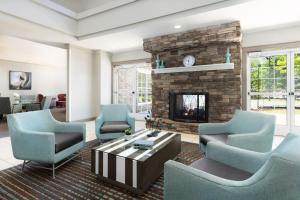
70 117 96 122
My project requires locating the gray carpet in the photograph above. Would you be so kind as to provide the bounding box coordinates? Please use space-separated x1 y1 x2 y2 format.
0 108 66 138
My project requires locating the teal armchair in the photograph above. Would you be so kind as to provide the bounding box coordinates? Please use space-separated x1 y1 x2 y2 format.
7 109 86 178
164 133 300 200
95 104 135 140
199 110 276 152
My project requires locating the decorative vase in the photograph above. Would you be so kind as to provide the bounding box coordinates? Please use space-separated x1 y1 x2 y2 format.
125 135 132 141
156 55 160 69
225 47 231 63
159 60 165 68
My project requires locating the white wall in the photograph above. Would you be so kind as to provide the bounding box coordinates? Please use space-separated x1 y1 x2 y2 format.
68 46 99 121
0 35 67 67
0 35 67 100
112 49 151 63
0 60 67 98
242 25 300 48
100 51 112 104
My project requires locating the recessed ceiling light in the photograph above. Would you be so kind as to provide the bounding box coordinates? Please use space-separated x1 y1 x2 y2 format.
174 25 181 29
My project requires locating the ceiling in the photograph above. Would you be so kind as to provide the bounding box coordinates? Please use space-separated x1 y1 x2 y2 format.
50 0 115 12
73 0 300 52
1 0 300 53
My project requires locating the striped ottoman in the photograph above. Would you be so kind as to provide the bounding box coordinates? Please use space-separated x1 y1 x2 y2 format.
91 129 181 194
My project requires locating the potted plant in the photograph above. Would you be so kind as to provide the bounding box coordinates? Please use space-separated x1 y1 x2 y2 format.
124 128 133 141
145 111 163 137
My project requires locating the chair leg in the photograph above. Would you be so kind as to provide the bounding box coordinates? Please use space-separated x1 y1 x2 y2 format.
52 164 55 179
21 160 26 172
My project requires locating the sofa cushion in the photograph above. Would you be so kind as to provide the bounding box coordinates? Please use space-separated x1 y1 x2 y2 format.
200 133 231 145
100 121 130 133
54 132 83 153
190 158 253 181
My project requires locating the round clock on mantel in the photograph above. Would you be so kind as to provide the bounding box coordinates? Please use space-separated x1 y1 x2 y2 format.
183 55 196 67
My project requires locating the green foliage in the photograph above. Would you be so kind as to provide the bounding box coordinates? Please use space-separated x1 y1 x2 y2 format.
250 54 290 92
125 128 132 135
295 53 300 90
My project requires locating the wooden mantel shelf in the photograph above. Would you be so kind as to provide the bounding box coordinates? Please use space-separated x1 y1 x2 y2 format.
153 63 234 74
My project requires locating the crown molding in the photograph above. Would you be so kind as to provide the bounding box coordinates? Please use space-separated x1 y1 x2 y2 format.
31 0 140 20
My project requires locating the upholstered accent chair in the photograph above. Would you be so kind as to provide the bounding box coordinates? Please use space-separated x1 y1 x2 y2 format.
56 93 66 108
20 95 36 104
7 110 86 178
164 133 300 200
37 94 44 103
41 96 52 109
199 110 276 152
0 97 22 120
95 104 135 141
26 96 52 111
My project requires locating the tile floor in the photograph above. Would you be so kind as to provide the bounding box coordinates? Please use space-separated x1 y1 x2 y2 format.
0 120 284 170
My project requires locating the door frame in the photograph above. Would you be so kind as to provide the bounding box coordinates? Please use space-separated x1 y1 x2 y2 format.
113 62 152 120
290 50 300 133
113 64 137 114
247 48 300 136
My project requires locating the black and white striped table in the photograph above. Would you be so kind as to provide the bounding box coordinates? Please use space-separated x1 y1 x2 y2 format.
91 129 181 194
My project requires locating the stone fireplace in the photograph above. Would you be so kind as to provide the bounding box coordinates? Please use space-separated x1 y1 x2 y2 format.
143 21 242 134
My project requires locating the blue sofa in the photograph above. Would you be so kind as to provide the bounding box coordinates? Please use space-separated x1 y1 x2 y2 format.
164 133 300 200
95 104 135 140
199 110 276 152
7 109 86 178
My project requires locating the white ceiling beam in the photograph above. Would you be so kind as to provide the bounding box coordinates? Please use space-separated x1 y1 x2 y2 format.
77 0 225 37
77 0 138 19
31 0 77 19
76 0 255 39
0 0 77 35
0 10 76 45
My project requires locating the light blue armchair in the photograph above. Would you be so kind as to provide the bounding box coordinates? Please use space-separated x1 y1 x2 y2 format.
7 109 86 178
199 110 276 152
95 104 135 140
164 133 300 200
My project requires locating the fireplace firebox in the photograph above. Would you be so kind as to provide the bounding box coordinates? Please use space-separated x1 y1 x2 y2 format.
169 92 208 123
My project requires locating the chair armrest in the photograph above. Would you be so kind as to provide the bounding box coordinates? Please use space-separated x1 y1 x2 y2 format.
227 126 274 152
198 122 231 135
12 130 55 163
206 142 269 173
164 160 242 200
48 110 85 133
95 113 104 138
127 113 135 131
51 116 86 142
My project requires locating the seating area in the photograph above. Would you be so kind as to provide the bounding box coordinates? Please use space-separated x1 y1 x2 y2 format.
95 104 135 140
1 0 300 199
199 110 276 152
7 110 85 178
164 133 300 200
0 94 64 121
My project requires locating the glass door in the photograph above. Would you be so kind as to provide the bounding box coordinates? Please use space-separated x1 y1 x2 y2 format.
248 52 289 135
248 49 300 135
136 66 152 118
113 64 136 112
113 63 152 119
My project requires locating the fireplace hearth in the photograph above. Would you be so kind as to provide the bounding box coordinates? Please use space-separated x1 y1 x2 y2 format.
169 92 208 123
